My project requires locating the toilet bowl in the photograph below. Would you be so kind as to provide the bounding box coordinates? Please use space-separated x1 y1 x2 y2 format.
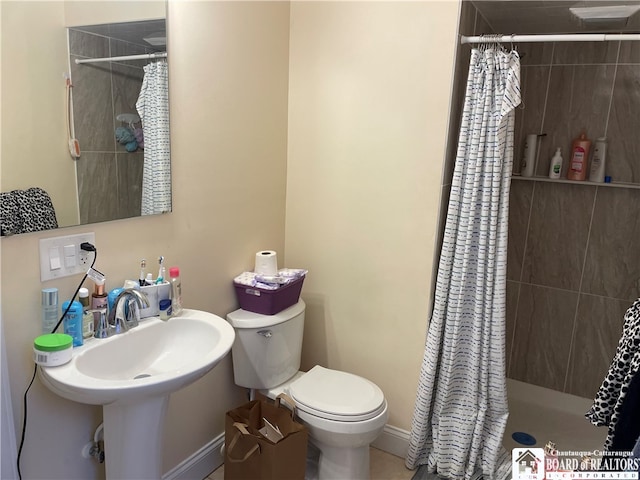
227 301 388 479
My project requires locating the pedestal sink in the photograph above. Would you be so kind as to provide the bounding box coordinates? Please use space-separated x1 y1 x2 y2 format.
39 309 235 480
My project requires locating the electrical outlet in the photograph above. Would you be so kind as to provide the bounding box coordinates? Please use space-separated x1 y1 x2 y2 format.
79 250 91 266
39 233 96 282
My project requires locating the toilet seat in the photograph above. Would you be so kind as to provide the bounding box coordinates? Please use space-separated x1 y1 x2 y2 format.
289 366 386 422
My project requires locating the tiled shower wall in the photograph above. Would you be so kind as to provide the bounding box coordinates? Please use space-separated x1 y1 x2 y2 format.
69 29 150 224
506 40 640 399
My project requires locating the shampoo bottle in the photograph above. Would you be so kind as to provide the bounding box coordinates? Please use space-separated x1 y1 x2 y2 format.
62 300 84 347
567 132 591 181
589 137 607 183
549 148 563 179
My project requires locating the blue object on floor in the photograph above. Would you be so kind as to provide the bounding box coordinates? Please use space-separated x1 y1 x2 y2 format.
512 431 536 446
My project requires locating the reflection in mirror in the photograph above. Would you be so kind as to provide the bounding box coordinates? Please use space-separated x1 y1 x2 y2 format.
0 12 170 237
69 19 171 226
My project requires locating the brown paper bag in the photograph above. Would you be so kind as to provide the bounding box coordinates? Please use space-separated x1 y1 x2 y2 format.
224 394 308 480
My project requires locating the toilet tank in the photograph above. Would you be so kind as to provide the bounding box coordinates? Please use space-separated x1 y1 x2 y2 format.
226 300 305 389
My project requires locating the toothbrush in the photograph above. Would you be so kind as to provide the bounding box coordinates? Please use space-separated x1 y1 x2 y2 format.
139 259 147 286
155 256 166 284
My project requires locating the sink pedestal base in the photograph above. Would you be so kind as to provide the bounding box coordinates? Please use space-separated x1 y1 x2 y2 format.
103 395 169 480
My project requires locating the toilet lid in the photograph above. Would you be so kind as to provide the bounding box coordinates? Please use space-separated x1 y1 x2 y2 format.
289 366 386 422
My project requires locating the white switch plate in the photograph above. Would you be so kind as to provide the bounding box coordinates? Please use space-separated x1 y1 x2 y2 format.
39 232 96 282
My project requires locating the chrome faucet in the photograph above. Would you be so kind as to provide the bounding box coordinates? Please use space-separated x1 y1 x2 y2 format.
108 288 150 334
91 309 109 339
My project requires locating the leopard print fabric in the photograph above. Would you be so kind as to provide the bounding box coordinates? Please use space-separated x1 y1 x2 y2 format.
585 298 640 450
0 187 58 236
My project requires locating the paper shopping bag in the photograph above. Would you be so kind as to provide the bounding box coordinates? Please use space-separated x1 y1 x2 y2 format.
224 394 308 480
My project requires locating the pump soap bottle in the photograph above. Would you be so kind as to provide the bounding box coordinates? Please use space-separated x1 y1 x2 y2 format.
567 132 591 181
549 148 563 179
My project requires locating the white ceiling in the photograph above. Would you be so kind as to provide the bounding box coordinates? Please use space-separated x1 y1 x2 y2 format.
471 1 640 34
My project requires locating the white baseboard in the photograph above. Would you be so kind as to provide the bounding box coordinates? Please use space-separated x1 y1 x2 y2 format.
372 424 410 459
163 424 410 479
163 432 225 480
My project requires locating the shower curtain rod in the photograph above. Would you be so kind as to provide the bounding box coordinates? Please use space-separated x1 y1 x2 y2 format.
75 52 167 65
461 33 640 44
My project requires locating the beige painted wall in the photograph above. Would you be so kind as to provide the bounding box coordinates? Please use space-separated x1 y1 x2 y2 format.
1 1 290 478
286 1 459 430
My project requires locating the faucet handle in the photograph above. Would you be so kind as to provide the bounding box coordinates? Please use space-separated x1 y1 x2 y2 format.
112 300 129 334
90 309 111 339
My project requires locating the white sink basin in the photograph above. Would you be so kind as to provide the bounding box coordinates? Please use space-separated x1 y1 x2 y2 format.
40 309 235 405
39 309 235 480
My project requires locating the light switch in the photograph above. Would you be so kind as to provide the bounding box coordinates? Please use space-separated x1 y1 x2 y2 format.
63 244 76 268
39 232 96 282
49 247 61 270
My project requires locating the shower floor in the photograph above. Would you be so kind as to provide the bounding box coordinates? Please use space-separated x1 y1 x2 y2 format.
503 379 607 453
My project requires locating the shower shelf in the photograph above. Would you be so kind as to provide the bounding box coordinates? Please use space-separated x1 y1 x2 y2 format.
512 176 640 190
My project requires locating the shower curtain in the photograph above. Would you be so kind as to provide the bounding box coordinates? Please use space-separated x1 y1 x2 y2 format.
136 61 171 216
406 45 521 480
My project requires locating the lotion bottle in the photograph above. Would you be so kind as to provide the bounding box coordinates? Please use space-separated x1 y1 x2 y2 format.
589 137 607 183
169 267 183 317
79 287 94 339
567 132 591 181
549 148 563 179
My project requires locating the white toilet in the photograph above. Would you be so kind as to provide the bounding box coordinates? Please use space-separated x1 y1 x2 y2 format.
227 300 388 480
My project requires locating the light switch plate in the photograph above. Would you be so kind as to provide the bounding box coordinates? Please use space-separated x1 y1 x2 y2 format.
39 232 96 282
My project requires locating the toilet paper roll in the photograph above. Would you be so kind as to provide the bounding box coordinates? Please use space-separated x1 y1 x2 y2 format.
255 251 278 275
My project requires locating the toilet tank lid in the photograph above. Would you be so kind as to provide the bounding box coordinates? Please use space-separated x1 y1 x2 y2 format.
227 300 305 329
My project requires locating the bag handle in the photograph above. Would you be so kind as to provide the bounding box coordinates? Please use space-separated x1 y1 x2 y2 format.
226 422 260 463
275 393 297 420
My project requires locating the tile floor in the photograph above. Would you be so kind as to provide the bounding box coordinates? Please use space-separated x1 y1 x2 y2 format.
206 447 415 480
207 381 606 480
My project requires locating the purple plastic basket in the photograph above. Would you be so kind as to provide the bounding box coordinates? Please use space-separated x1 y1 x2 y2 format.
233 276 305 315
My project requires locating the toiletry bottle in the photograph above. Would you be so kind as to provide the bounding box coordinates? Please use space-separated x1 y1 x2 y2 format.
521 133 538 177
107 287 125 312
169 267 183 317
589 137 607 183
91 279 108 310
42 288 59 334
62 300 84 347
549 148 563 179
79 287 94 339
567 132 591 181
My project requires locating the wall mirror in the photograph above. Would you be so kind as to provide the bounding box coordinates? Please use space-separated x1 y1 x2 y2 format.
0 2 169 237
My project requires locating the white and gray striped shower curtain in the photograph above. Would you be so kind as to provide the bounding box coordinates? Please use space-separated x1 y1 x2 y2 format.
406 46 521 480
137 61 171 216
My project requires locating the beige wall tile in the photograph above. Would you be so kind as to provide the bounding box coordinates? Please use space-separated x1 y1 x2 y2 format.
510 283 577 391
565 294 629 398
582 187 640 300
521 182 595 291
